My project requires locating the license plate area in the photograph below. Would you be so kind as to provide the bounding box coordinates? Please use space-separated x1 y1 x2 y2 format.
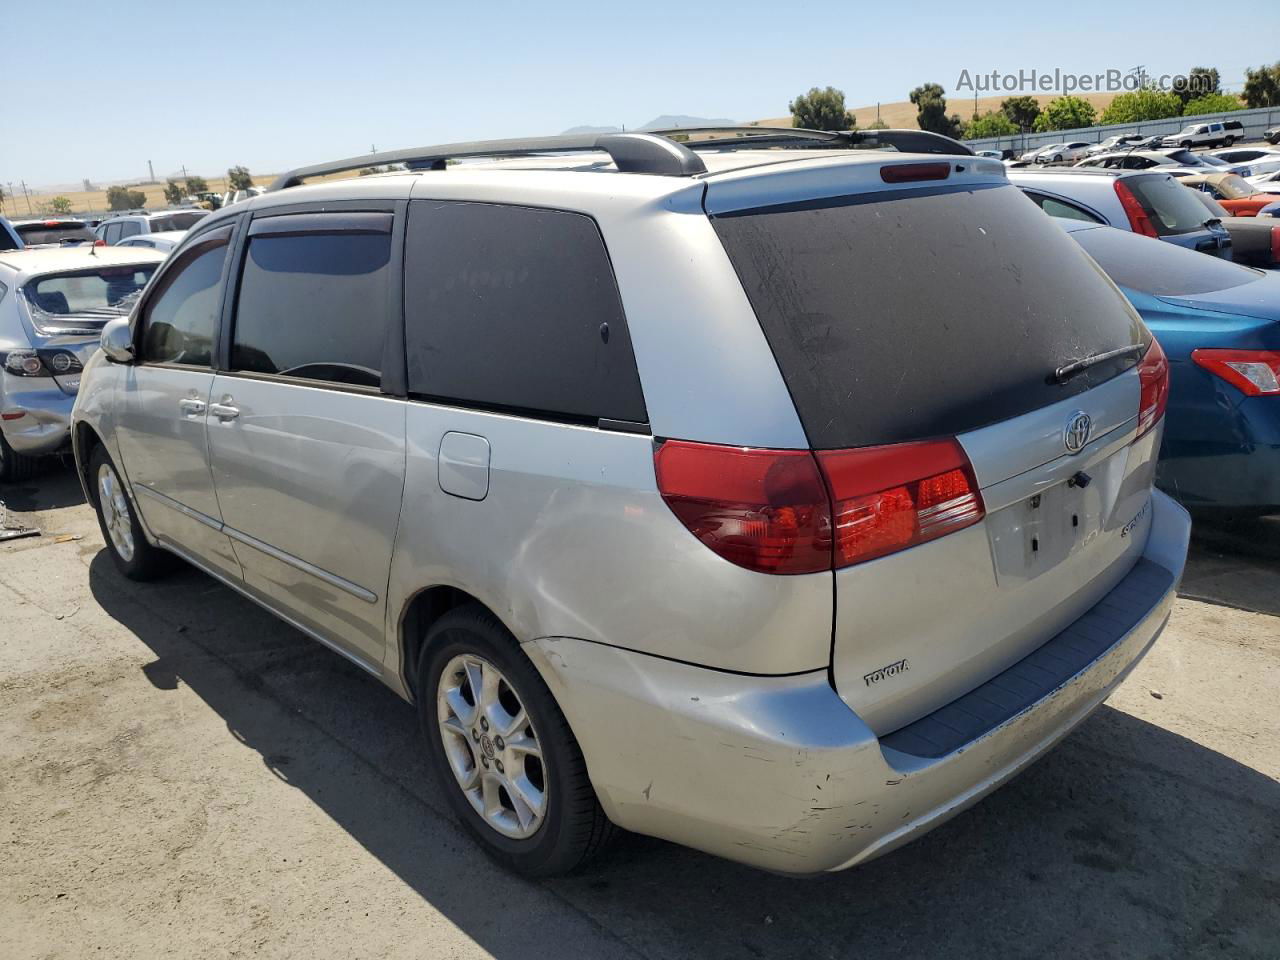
986 456 1120 586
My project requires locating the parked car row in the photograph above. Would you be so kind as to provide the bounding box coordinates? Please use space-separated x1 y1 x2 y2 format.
1 126 1270 882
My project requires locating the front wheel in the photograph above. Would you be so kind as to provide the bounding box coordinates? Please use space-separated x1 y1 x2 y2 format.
1181 141 1193 149
417 605 616 877
89 445 173 580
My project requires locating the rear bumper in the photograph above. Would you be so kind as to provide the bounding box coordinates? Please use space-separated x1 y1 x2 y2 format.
524 490 1191 874
0 377 75 456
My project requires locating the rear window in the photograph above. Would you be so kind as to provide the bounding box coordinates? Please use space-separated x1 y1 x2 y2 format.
16 223 95 246
1070 226 1261 296
1125 174 1212 236
711 183 1146 449
167 212 205 230
25 265 157 331
148 217 176 232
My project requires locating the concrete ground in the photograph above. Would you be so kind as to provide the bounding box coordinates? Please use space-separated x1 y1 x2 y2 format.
2 467 1277 960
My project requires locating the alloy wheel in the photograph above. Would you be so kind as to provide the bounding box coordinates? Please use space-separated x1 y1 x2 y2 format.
436 653 547 839
97 463 135 562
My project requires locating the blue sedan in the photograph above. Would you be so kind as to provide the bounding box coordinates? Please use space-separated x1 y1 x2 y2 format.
1059 219 1280 515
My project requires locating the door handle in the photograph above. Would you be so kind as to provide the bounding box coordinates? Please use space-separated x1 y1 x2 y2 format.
209 401 239 421
177 397 207 416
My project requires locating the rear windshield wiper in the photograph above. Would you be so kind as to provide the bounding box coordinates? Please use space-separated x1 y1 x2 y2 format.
1053 343 1146 383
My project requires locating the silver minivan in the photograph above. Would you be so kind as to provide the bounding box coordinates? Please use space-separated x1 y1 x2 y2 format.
72 129 1191 877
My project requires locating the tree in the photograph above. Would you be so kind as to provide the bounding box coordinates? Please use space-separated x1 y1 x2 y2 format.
864 119 889 130
964 111 1019 139
106 186 146 211
0 184 6 213
185 175 208 194
1099 89 1182 125
1182 92 1244 116
163 179 184 205
1000 95 1040 131
788 86 855 131
44 196 73 214
1243 63 1280 108
909 83 963 138
1032 95 1098 132
227 165 253 192
1173 67 1220 108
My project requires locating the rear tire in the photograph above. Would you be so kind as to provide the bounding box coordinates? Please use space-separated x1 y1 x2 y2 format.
0 431 41 483
88 444 173 580
417 604 616 877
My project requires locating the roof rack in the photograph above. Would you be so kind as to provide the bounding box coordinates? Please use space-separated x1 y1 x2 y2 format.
268 126 972 192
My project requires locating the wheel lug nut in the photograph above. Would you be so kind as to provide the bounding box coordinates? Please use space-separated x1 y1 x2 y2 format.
481 756 489 768
495 760 504 773
480 717 489 732
495 736 504 749
472 729 480 741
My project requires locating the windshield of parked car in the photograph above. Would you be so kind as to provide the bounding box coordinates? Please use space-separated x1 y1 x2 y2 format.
15 222 96 246
1071 225 1261 296
1164 149 1207 166
25 264 158 332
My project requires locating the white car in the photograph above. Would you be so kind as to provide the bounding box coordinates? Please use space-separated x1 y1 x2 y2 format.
1035 141 1092 164
96 211 209 246
1160 120 1243 150
220 186 266 207
1075 149 1215 173
115 230 186 253
1087 135 1144 156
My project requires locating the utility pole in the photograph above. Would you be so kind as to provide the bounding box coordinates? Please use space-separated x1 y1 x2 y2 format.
181 164 188 180
147 159 155 183
20 180 32 214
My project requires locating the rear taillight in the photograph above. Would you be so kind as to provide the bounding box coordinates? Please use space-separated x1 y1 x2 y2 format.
1192 348 1280 396
817 439 984 568
1136 338 1170 438
94 238 106 248
655 437 984 574
1114 180 1159 238
1271 226 1280 265
654 441 831 575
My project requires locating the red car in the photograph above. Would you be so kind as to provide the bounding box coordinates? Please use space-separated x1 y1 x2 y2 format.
1181 173 1280 217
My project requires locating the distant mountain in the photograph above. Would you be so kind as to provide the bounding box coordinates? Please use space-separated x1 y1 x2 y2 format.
638 114 736 130
561 124 623 135
561 115 738 136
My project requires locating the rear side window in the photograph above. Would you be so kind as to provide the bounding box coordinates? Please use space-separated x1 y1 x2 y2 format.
1070 225 1261 296
232 223 390 388
1126 175 1212 235
712 183 1146 449
141 234 229 365
168 212 205 229
119 221 142 239
403 200 646 424
1022 191 1104 223
148 217 175 232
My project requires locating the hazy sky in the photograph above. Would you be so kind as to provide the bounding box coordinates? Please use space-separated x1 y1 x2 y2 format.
6 0 1275 187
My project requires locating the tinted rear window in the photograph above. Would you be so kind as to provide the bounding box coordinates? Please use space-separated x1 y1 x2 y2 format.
1126 175 1211 236
711 183 1146 449
403 200 646 424
1070 225 1261 296
167 212 205 229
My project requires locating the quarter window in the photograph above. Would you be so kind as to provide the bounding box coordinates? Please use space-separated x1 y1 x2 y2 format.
141 233 230 366
231 223 391 388
403 200 646 424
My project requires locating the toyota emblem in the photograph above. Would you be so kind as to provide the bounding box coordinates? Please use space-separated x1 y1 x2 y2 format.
1063 411 1092 454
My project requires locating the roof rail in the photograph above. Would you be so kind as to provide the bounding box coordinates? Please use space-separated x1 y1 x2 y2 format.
268 132 707 191
645 126 974 157
267 125 972 192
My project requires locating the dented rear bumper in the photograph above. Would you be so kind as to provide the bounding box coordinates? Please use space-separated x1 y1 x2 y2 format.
523 490 1191 874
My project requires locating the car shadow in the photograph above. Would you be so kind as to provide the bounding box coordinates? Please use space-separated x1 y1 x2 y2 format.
1184 515 1280 617
0 459 86 512
87 550 1280 960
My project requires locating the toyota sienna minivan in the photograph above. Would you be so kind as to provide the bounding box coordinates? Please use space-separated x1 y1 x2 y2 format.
71 127 1191 877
